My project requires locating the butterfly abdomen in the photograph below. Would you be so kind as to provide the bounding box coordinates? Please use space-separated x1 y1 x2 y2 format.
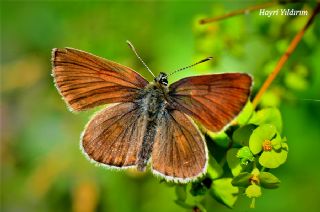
136 84 167 171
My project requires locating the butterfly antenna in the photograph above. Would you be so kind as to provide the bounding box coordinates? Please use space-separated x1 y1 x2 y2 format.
168 57 213 76
126 40 155 78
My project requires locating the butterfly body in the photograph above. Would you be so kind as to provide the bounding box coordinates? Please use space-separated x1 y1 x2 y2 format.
52 47 252 183
135 80 168 171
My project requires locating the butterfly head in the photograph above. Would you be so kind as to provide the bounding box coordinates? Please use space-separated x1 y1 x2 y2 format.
155 72 168 86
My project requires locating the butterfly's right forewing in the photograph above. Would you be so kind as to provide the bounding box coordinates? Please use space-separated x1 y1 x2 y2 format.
52 48 148 111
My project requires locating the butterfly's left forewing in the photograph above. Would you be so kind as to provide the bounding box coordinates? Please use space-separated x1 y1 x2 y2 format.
168 73 252 132
151 109 207 183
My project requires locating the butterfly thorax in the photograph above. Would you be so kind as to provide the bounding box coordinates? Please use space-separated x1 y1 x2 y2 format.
135 81 169 171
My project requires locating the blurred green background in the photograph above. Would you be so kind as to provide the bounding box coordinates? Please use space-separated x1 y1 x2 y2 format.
1 1 320 212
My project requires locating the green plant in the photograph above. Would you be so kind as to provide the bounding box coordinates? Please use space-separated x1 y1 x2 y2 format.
172 103 287 209
172 2 319 210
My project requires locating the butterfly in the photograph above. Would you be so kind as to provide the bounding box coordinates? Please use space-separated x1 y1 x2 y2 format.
51 41 252 183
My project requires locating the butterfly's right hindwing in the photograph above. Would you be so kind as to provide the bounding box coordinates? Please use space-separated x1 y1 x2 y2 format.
81 102 147 168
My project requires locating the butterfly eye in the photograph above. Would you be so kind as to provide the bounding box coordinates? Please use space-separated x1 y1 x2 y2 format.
160 77 168 86
155 72 168 86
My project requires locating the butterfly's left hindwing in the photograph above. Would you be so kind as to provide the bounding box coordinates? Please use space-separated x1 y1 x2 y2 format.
151 109 208 183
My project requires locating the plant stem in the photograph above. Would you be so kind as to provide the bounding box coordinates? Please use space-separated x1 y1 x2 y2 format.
250 198 256 208
219 156 227 168
252 3 320 108
199 2 276 24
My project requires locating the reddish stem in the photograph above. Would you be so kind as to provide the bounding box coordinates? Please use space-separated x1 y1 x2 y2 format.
252 3 320 108
199 2 276 24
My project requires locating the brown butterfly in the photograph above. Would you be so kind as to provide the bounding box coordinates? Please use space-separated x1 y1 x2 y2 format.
51 41 252 183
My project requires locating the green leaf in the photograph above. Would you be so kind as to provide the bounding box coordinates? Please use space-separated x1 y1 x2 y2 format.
234 101 254 125
207 156 223 179
231 172 252 187
184 184 206 206
226 148 242 176
252 168 260 176
210 178 239 208
282 137 287 142
232 124 257 146
259 146 288 168
249 107 282 132
237 146 255 165
260 90 280 108
282 142 289 150
174 200 194 209
271 133 282 150
285 71 308 91
249 124 277 155
175 185 187 201
259 172 280 189
190 182 207 196
195 204 207 212
245 184 261 198
207 131 230 148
